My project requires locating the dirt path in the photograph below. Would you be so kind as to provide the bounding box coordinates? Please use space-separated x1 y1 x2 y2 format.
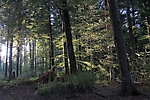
0 83 149 100
0 84 37 100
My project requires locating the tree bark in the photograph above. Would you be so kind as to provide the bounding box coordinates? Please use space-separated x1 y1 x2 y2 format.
63 42 69 74
0 46 1 73
34 40 37 74
20 53 22 75
127 1 136 59
105 0 115 81
9 34 13 80
42 57 44 74
5 40 9 78
16 41 20 77
62 0 77 74
109 0 139 95
61 10 69 74
48 8 54 71
29 40 32 70
29 40 35 76
109 46 116 81
23 39 28 74
31 40 35 76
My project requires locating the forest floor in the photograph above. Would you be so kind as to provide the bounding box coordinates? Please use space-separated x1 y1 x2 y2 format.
0 82 150 100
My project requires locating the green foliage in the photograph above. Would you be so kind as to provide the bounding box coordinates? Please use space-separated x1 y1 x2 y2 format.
38 82 69 97
132 52 150 83
0 80 8 86
0 78 37 89
38 72 96 96
95 66 110 81
67 72 96 92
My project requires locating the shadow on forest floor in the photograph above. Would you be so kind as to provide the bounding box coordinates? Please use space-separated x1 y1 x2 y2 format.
0 81 150 100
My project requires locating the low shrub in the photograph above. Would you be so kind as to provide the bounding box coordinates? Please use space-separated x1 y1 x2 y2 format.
37 82 69 97
38 72 96 96
67 72 97 92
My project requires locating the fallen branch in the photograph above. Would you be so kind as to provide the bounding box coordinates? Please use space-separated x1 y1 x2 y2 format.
94 92 106 98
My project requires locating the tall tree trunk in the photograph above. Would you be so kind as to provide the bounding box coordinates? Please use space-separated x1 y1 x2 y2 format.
0 46 1 72
109 0 139 95
16 41 20 77
105 0 115 81
24 39 27 73
31 40 35 76
109 46 116 81
20 53 22 75
45 56 48 71
63 42 69 74
29 40 35 76
127 1 136 59
78 41 82 71
5 40 9 78
61 10 69 74
42 57 44 74
62 0 77 74
0 32 2 74
9 35 13 80
48 8 54 71
29 40 32 70
34 40 37 74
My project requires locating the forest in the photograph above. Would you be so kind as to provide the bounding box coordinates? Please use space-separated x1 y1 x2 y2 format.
0 0 150 100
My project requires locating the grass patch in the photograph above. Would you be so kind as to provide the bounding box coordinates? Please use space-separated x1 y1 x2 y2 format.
0 77 38 89
0 80 9 86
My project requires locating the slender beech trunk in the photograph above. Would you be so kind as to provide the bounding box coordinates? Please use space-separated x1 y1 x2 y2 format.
48 7 54 71
5 40 9 78
109 0 139 95
9 35 13 80
42 57 44 74
0 46 1 71
62 0 77 74
24 39 27 73
29 40 35 76
127 1 136 59
34 40 37 74
29 40 32 69
109 46 115 81
78 41 82 71
16 41 20 77
20 53 22 75
31 40 35 75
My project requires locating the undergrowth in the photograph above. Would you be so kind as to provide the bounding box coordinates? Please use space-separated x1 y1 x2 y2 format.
0 77 38 89
38 72 96 97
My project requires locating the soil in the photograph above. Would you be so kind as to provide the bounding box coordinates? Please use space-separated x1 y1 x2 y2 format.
0 82 150 100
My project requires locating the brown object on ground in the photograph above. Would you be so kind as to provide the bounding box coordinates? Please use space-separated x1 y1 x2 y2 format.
36 70 55 84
